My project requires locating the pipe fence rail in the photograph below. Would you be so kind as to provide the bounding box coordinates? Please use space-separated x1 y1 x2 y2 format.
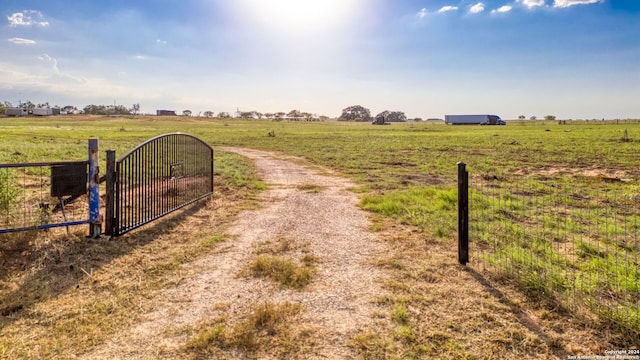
458 163 640 333
0 139 100 236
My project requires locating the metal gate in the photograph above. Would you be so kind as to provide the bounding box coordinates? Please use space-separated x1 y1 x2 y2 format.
105 133 213 236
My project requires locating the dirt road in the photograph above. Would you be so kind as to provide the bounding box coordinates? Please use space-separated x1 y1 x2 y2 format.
84 148 387 359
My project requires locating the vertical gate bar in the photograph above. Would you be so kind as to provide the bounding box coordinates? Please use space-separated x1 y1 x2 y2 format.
88 138 101 238
171 135 175 210
162 136 167 214
139 147 144 227
115 161 121 236
150 140 155 219
137 146 142 227
155 138 160 217
141 145 146 226
162 136 166 214
458 162 469 265
127 153 132 231
215 147 218 194
122 157 126 233
133 148 137 229
171 134 176 210
105 150 116 236
143 143 147 222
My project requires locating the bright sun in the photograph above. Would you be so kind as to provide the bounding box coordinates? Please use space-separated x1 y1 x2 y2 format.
233 0 361 37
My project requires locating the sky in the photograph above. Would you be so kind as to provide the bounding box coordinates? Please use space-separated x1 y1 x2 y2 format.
1 0 639 119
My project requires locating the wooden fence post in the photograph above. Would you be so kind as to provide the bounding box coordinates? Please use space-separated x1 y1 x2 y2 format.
88 139 101 238
458 162 469 265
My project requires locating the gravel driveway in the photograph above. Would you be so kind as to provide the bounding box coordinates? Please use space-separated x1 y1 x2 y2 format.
84 147 387 359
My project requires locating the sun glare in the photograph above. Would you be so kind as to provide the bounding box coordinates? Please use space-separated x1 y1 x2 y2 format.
234 0 361 38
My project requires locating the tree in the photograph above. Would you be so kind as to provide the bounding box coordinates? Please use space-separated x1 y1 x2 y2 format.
83 104 130 115
530 116 537 120
19 100 36 110
386 111 407 122
203 111 214 118
61 105 77 114
374 110 389 124
0 102 5 115
518 115 526 120
287 109 303 120
131 103 140 115
217 112 231 118
182 110 192 117
339 105 372 122
374 110 407 124
544 115 556 121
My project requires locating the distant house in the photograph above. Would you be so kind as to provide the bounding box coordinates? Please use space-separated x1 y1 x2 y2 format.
6 108 28 117
156 110 177 116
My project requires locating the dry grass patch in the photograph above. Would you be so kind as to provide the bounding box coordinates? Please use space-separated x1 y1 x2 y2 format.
244 236 318 289
296 183 325 193
184 302 313 358
249 256 314 289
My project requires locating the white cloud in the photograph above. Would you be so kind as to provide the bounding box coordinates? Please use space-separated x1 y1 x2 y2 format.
469 3 486 13
438 6 459 13
553 0 601 7
417 8 428 18
8 38 36 45
156 39 167 45
7 10 49 27
38 53 60 75
491 5 513 13
134 55 146 60
520 0 546 7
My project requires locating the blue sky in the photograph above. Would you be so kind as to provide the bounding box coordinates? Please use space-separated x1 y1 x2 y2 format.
1 0 638 119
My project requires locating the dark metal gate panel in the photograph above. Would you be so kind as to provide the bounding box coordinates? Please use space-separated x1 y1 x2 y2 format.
109 133 213 236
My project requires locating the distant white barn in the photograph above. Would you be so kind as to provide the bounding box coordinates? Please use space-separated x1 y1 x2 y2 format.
6 108 28 117
33 108 53 116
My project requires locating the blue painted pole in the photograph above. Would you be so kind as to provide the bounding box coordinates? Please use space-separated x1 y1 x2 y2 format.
88 138 101 238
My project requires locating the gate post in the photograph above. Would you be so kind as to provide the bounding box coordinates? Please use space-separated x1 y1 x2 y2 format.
105 150 116 236
458 162 469 265
88 139 101 238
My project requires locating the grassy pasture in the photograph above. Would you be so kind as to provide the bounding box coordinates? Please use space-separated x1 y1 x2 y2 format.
1 115 638 357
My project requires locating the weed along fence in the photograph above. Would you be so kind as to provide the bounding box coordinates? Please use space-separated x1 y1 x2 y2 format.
0 139 101 237
0 134 213 238
104 133 214 236
457 163 640 333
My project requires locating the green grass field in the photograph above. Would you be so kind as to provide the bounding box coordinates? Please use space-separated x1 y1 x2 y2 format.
1 115 638 357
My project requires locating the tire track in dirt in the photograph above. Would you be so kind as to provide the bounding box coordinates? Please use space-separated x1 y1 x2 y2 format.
83 147 387 359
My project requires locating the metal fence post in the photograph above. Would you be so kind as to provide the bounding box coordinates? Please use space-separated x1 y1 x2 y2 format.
458 162 469 265
105 150 116 236
88 138 101 238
